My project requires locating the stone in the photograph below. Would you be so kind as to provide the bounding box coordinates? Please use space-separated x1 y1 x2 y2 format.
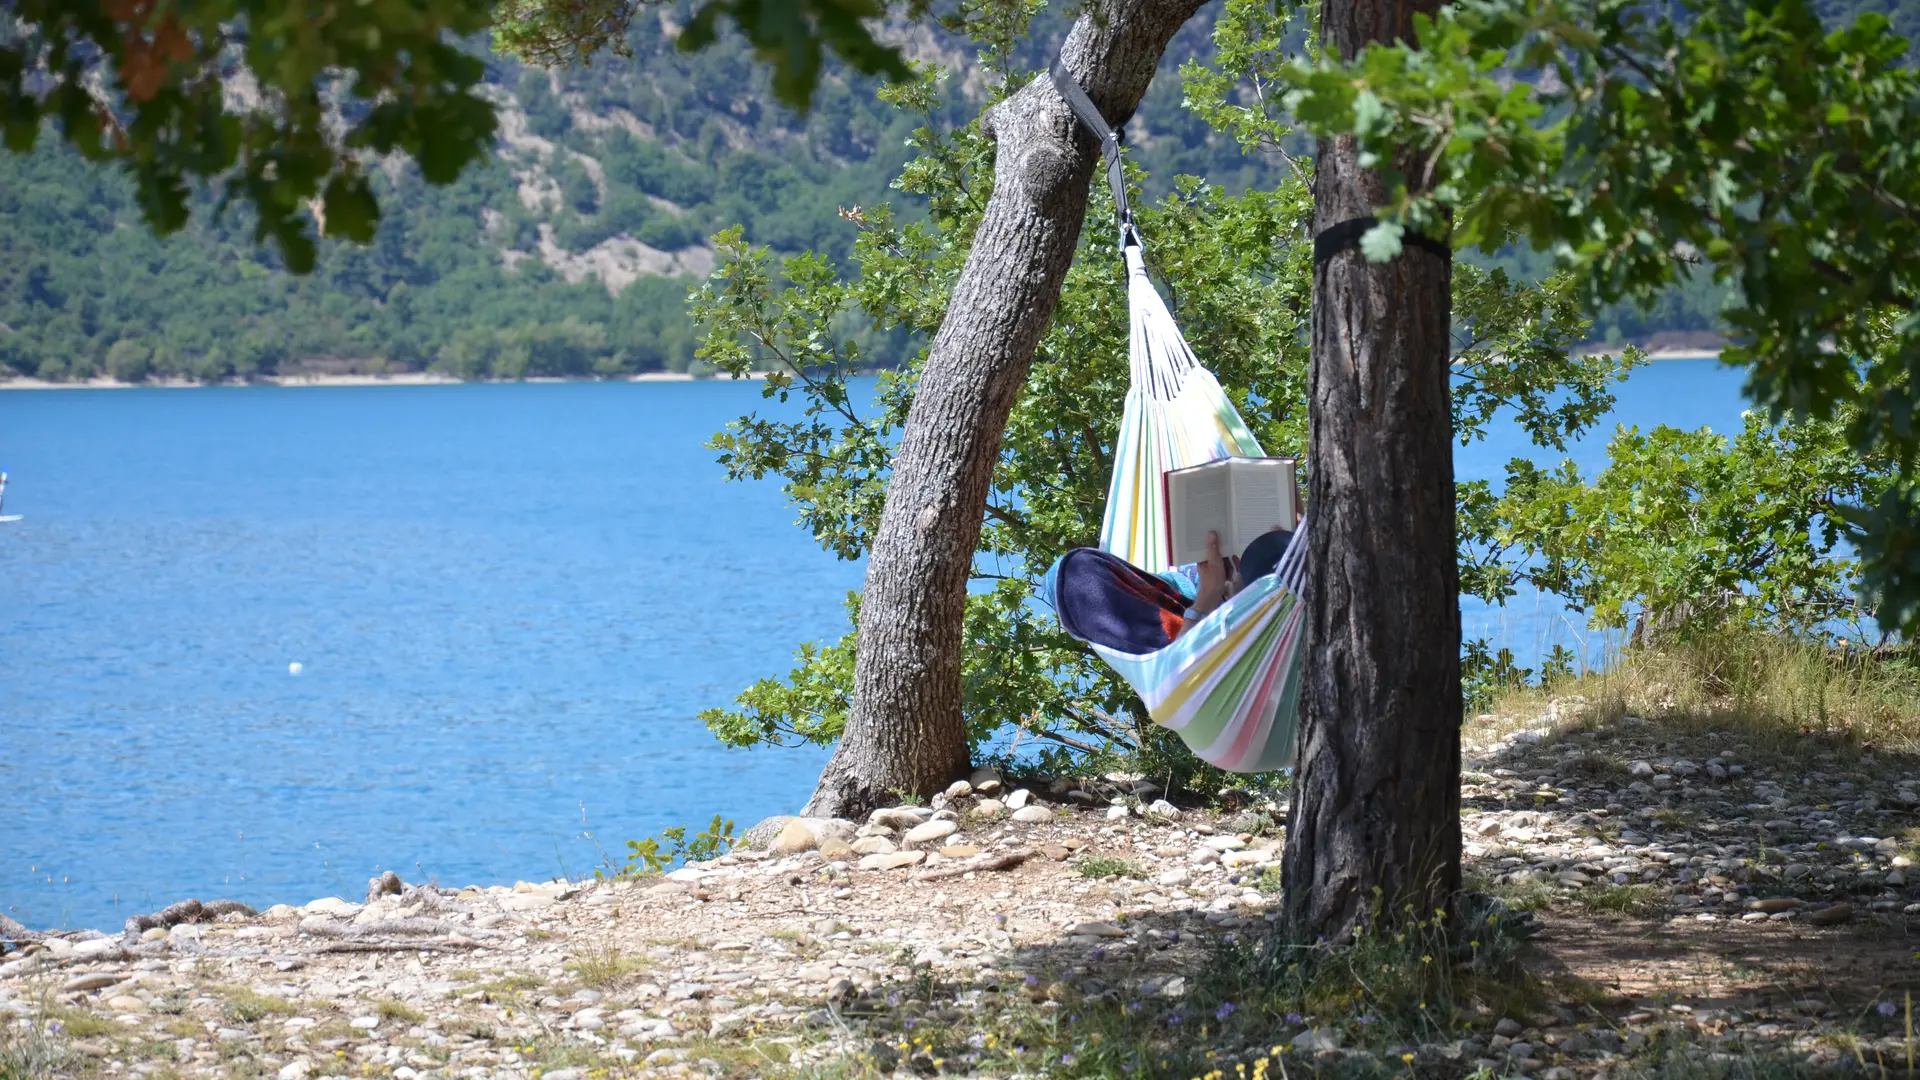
1807 903 1853 926
944 780 973 800
278 1060 313 1080
850 837 897 856
1005 789 1032 810
1747 897 1802 913
1106 804 1133 820
972 798 1006 818
1013 806 1054 823
1156 867 1191 887
104 995 146 1013
1071 921 1125 938
1293 1027 1342 1053
859 851 926 871
903 819 958 847
1145 798 1182 818
302 897 362 917
939 844 981 859
817 838 857 862
771 819 819 855
140 927 167 941
349 1016 379 1031
1222 849 1269 868
969 767 1004 795
870 807 931 830
1495 1018 1523 1037
59 973 127 993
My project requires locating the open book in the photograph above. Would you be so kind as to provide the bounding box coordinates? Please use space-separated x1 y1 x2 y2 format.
1164 457 1300 567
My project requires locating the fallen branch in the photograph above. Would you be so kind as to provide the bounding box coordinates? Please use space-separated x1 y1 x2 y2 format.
315 941 479 954
911 849 1033 882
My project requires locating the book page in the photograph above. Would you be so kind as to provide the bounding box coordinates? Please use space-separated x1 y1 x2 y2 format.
1228 459 1297 552
1167 462 1233 566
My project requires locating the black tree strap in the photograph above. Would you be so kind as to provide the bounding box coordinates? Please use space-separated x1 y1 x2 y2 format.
1314 216 1452 267
1049 58 1135 247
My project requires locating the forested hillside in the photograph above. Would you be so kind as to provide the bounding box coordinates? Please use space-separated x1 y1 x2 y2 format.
4 0 1902 383
0 7 1272 383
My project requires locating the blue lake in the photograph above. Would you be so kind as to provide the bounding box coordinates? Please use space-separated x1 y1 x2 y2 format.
0 361 1750 930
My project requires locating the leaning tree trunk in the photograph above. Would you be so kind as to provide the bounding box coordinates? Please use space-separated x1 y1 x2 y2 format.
1279 0 1462 940
801 0 1207 818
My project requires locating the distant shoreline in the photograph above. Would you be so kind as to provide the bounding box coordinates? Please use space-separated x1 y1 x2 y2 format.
0 352 1719 391
0 371 773 391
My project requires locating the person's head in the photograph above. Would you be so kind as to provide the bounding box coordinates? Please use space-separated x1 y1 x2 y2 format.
1238 527 1295 584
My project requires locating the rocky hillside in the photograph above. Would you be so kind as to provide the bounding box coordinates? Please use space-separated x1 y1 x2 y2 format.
0 6 1267 384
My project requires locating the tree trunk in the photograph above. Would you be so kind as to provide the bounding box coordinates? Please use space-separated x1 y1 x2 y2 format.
1279 0 1462 940
801 0 1207 819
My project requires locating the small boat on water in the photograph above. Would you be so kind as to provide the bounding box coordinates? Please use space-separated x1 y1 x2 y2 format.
0 469 17 523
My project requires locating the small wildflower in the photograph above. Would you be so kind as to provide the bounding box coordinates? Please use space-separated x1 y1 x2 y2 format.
1216 1001 1237 1020
1062 1053 1078 1066
1879 1000 1899 1018
1167 1012 1185 1027
46 1021 61 1034
1402 1053 1416 1063
1359 1013 1378 1026
968 1033 986 1048
1285 1013 1305 1026
1421 954 1433 964
1024 974 1040 987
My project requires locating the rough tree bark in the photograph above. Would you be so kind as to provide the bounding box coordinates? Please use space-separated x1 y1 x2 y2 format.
801 0 1207 818
1278 0 1463 939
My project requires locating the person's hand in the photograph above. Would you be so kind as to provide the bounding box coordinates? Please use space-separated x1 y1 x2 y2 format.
1192 530 1237 617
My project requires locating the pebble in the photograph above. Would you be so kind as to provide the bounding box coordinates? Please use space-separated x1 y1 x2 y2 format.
851 836 897 855
1807 903 1853 926
969 767 1004 795
60 973 128 992
1012 805 1054 823
771 819 818 855
869 807 929 830
859 851 926 871
902 819 958 847
1005 789 1032 810
1293 1027 1342 1052
944 780 973 800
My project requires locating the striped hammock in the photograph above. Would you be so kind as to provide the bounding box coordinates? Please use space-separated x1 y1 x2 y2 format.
1077 244 1311 774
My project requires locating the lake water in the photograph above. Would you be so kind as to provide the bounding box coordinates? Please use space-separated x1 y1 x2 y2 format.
0 361 1750 930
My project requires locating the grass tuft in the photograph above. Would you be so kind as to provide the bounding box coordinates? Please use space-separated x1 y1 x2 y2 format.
219 987 296 1024
376 999 424 1023
1075 857 1146 880
567 944 650 989
1578 883 1667 917
1489 630 1920 757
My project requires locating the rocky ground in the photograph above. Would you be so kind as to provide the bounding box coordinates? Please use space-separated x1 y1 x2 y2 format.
3 706 1917 1080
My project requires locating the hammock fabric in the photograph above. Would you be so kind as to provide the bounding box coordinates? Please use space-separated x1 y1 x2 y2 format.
1042 63 1310 773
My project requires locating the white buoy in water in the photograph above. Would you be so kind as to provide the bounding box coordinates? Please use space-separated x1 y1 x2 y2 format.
288 662 304 676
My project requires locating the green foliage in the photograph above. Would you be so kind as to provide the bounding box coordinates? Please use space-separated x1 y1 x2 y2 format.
1493 412 1891 639
691 32 1629 788
1274 0 1920 633
620 814 735 875
1 0 498 272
